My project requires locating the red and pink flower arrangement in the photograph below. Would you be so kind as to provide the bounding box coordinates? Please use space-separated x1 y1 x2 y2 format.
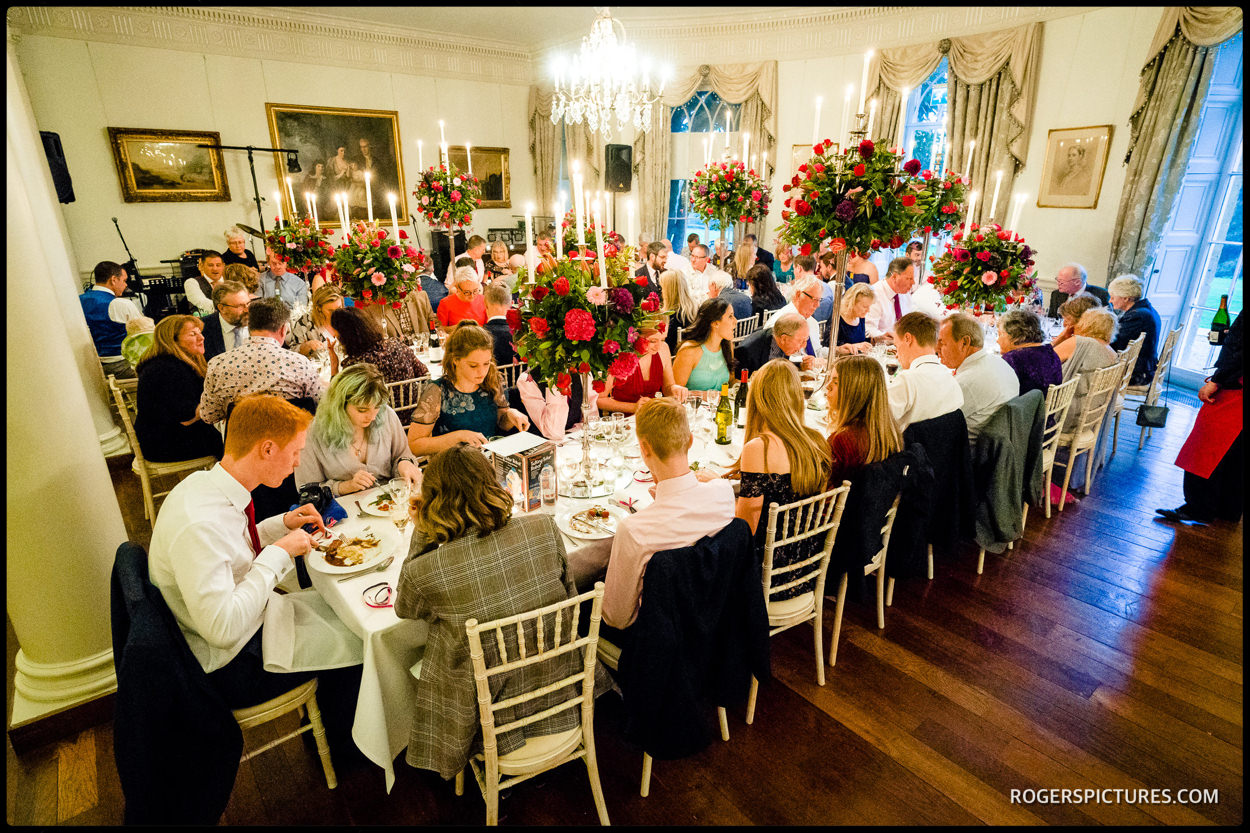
688 160 770 234
328 221 427 308
264 217 335 275
928 222 1037 313
412 163 481 230
558 210 624 259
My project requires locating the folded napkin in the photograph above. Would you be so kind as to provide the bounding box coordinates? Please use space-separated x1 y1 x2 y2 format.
262 589 364 673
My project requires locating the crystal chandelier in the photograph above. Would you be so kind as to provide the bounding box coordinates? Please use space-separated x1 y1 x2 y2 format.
550 8 667 138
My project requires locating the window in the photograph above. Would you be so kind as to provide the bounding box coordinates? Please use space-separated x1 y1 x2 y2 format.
666 91 742 251
902 58 949 174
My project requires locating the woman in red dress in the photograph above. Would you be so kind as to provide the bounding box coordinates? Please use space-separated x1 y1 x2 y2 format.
598 325 688 413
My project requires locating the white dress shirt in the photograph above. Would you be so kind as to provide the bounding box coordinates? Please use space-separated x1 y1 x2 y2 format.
865 280 914 339
91 284 143 325
887 353 965 429
767 302 822 355
954 348 1020 440
184 275 215 314
665 250 692 275
910 283 944 319
219 316 248 351
147 464 294 673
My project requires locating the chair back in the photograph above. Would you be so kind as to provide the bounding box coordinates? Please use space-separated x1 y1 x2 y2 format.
760 483 851 603
386 375 430 424
464 583 605 765
109 375 147 465
1114 332 1145 398
1141 326 1181 405
818 317 831 346
1070 363 1125 439
872 479 905 577
497 360 527 389
111 374 140 413
675 325 690 345
1040 376 1080 458
733 314 760 342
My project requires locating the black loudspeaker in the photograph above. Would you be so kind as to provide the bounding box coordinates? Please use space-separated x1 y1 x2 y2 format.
39 131 75 204
605 144 632 193
431 230 468 281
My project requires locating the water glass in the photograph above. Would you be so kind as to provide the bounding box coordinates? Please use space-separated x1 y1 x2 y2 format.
388 477 411 532
609 412 626 442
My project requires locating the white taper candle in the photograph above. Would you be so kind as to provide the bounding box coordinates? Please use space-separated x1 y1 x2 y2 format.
388 192 399 242
811 97 822 147
989 170 1003 222
364 171 373 223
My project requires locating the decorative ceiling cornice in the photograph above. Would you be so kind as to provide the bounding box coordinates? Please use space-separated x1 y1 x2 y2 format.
5 5 535 85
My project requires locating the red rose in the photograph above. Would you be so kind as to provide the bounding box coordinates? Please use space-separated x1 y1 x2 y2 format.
795 200 813 216
636 276 650 287
853 164 866 176
889 236 903 249
942 182 952 190
830 238 846 253
1000 269 1011 278
634 336 650 353
556 372 572 391
870 239 882 250
592 379 606 393
398 229 408 239
553 276 570 296
506 308 522 332
362 289 372 299
391 301 401 309
873 197 883 207
810 191 820 200
781 210 791 221
799 243 812 256
577 361 591 374
818 228 828 238
529 317 550 337
798 164 808 173
814 163 825 173
976 251 992 262
813 144 823 155
782 183 791 192
531 286 550 301
900 194 917 207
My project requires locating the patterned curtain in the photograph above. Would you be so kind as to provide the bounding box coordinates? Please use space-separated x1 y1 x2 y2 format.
527 86 558 209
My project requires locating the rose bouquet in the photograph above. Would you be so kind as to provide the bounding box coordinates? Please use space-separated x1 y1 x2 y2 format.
264 217 335 274
511 256 662 396
328 221 427 309
688 160 770 234
905 169 969 238
559 209 624 256
412 164 482 230
929 222 1037 313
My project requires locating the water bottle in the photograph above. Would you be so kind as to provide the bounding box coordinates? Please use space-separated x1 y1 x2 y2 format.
540 463 557 506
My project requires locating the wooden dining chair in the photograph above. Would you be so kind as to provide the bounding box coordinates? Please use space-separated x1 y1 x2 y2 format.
385 374 430 424
108 375 217 526
1108 332 1145 457
456 583 610 826
1037 376 1080 519
233 678 337 789
1053 363 1126 511
829 476 905 667
1124 326 1181 451
745 483 850 724
496 360 527 389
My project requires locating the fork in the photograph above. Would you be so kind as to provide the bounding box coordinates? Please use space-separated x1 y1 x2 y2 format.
336 555 395 582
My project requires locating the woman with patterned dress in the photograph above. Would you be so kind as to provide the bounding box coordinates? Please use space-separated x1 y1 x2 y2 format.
407 324 530 455
332 305 428 385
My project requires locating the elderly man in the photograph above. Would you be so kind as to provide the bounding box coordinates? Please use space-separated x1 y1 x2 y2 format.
661 237 693 276
80 260 144 379
865 257 917 341
1046 263 1110 317
199 297 325 426
483 281 517 367
736 312 813 373
635 242 667 296
201 280 251 361
707 271 753 322
889 311 964 430
1108 274 1161 386
436 266 487 327
682 232 700 258
768 257 824 355
937 312 1020 441
257 247 311 312
184 250 226 315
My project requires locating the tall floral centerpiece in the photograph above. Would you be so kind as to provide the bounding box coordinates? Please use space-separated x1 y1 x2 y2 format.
559 209 623 259
904 168 968 282
264 217 335 278
328 221 426 331
929 223 1037 314
688 160 770 247
511 249 660 495
413 163 482 269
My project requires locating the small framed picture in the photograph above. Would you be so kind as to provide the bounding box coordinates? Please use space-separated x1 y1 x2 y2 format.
1037 125 1113 209
445 145 511 208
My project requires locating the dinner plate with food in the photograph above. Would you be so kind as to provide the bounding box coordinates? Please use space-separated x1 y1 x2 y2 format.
360 488 400 517
306 517 401 574
555 503 629 541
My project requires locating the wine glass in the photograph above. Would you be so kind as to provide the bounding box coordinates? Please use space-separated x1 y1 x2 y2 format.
388 477 411 533
609 412 626 442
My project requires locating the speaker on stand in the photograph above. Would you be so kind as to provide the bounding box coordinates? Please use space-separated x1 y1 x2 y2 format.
605 144 632 237
39 131 75 204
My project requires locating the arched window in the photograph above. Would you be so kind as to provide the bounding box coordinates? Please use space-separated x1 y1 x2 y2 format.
667 91 742 251
902 58 949 174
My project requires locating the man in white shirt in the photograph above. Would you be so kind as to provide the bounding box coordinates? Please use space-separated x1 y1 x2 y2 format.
865 257 917 341
602 397 736 629
661 238 693 278
184 250 225 315
937 312 1020 441
888 311 964 429
78 260 144 379
767 258 824 356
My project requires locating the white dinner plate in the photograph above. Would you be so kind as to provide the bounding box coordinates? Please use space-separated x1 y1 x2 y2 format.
306 516 402 574
359 489 399 517
555 503 629 541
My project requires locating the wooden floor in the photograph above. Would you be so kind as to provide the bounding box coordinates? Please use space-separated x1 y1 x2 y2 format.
7 390 1242 825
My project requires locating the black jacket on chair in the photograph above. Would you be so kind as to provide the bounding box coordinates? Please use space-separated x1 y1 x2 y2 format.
201 312 227 362
971 389 1045 554
111 542 242 824
1110 298 1161 386
735 327 779 374
903 410 975 558
615 519 769 761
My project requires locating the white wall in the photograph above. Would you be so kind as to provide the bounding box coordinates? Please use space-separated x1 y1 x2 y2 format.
14 34 535 278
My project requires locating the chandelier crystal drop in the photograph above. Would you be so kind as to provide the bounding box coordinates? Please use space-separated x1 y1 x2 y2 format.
550 8 667 138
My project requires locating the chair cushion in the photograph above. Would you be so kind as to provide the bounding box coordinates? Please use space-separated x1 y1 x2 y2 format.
596 637 621 671
1058 429 1097 448
496 725 582 773
767 592 814 619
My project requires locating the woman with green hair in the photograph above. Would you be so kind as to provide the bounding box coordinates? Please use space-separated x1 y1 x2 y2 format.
296 362 421 496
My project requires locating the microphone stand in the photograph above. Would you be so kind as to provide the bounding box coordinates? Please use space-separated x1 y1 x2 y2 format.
197 143 300 237
111 216 144 296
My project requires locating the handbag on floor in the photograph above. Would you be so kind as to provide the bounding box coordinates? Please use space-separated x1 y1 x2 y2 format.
1135 357 1170 428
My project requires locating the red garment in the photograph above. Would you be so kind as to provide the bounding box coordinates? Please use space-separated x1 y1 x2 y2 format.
611 351 665 403
827 425 869 487
1175 388 1243 479
436 293 486 327
244 500 262 557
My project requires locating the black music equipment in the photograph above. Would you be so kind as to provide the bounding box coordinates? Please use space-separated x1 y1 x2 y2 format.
605 144 633 193
431 230 467 281
40 131 75 203
139 276 187 322
111 217 144 295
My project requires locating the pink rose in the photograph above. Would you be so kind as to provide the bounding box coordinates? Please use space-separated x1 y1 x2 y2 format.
981 271 997 286
604 340 620 354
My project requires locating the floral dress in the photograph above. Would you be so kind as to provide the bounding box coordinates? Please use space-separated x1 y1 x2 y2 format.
740 450 821 601
415 377 508 439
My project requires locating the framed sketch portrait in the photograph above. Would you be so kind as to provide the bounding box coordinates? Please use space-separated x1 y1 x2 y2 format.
1037 125 1113 209
266 103 407 227
107 127 230 202
446 146 511 208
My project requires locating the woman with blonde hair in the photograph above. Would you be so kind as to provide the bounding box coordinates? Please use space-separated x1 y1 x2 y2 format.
223 263 260 299
1057 307 1120 434
407 323 529 455
731 246 755 286
288 283 345 368
134 314 223 462
824 354 903 485
835 282 876 354
484 239 511 281
660 268 700 354
773 242 795 284
1051 293 1103 355
735 359 833 599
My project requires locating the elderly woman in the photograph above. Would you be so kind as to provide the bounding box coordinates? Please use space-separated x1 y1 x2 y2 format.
221 227 259 270
773 243 795 284
1050 292 1102 350
295 363 420 496
436 266 487 327
394 443 590 780
332 305 428 385
835 282 875 354
1108 274 1161 386
1058 307 1120 432
997 308 1063 396
133 314 224 462
484 240 511 281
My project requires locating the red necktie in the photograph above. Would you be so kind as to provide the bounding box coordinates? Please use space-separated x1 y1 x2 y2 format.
893 293 902 320
244 500 262 557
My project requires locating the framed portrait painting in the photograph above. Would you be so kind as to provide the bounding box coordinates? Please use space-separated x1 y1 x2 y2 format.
1037 125 1113 209
107 127 230 202
446 146 511 208
266 103 407 228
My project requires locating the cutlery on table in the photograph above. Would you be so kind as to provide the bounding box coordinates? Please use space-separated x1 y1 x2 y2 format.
336 555 395 583
615 499 637 514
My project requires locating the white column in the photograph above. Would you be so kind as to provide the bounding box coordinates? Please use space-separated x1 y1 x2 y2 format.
8 40 128 457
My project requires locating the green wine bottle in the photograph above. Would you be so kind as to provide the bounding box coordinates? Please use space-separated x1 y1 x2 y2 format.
1209 294 1231 345
715 383 733 445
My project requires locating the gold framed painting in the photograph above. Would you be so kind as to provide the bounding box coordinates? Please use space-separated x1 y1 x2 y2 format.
265 103 407 228
446 146 511 208
1037 125 1113 209
107 127 230 202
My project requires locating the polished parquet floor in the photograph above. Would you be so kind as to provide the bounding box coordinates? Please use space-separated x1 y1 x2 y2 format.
6 390 1242 825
